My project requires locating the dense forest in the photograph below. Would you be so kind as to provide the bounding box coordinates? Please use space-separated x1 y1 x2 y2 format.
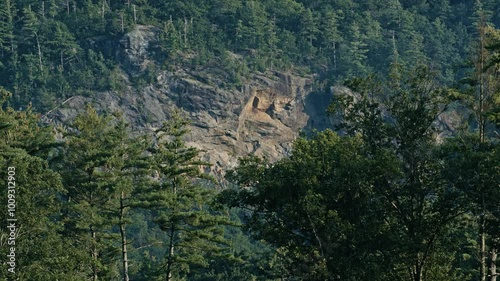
0 0 499 280
0 0 499 110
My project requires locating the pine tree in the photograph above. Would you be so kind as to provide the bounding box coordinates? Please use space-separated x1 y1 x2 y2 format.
467 3 500 280
342 21 369 77
44 21 80 70
241 1 267 50
0 92 87 280
299 8 318 57
159 17 181 61
20 6 43 71
321 8 342 74
58 105 126 281
440 135 499 281
265 14 278 69
106 117 151 281
136 111 231 281
0 0 14 57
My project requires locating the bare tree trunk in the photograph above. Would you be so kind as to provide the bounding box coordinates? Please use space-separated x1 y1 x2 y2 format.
120 13 124 33
89 188 99 281
102 0 105 20
6 0 14 53
90 187 98 281
92 228 98 281
391 30 398 61
34 32 43 72
133 4 137 24
333 42 337 74
120 192 130 281
491 245 498 281
479 29 485 144
412 260 423 281
477 15 487 279
166 180 177 281
183 18 188 48
481 198 487 281
166 223 175 281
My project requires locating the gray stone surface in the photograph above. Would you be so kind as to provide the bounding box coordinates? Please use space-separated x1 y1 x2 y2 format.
44 25 327 176
44 25 468 178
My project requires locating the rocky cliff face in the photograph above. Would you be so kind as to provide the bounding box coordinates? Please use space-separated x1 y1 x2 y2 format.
45 25 332 174
44 25 467 175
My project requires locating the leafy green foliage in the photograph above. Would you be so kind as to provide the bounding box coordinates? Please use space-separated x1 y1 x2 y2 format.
224 132 394 280
0 1 498 280
222 66 498 281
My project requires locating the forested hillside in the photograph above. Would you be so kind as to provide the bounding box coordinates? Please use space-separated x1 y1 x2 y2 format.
0 0 500 280
1 0 499 111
